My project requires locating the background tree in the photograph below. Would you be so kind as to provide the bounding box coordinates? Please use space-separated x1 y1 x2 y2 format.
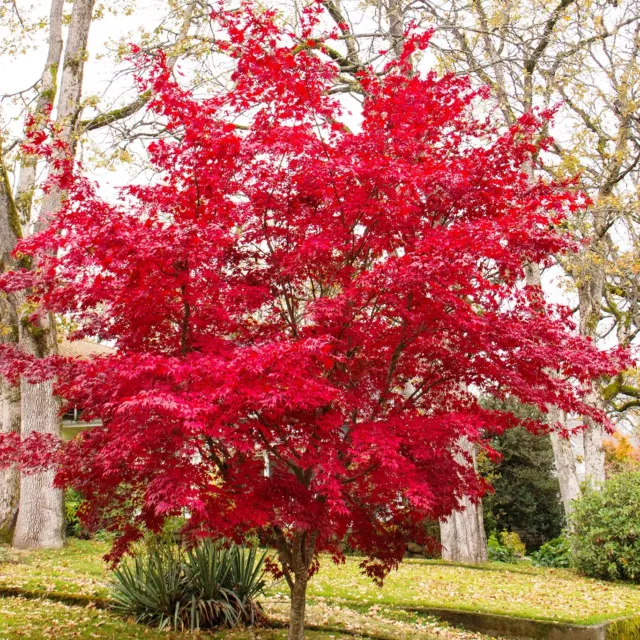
403 0 640 504
9 0 96 551
603 432 640 475
0 135 20 540
0 0 197 548
439 436 488 562
479 398 564 547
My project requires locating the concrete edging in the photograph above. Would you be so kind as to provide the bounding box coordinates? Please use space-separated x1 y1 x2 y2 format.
406 606 640 640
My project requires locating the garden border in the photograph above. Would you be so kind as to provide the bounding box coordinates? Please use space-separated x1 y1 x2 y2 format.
0 586 110 609
405 606 640 640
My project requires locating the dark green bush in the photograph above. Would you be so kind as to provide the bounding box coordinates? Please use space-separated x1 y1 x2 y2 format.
111 540 266 630
479 397 565 549
531 535 571 568
570 472 640 582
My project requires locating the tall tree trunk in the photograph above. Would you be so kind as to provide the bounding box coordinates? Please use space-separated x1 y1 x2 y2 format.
14 0 65 226
439 495 488 563
582 386 606 487
0 380 20 541
525 263 582 514
578 253 607 488
37 0 95 230
439 438 487 564
13 0 95 550
0 138 21 541
12 378 64 549
386 0 405 59
548 409 581 517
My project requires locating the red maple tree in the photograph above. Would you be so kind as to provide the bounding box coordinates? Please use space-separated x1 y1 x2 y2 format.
0 4 625 637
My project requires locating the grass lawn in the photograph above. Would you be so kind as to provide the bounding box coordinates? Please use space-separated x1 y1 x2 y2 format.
2 539 640 639
0 596 376 640
0 540 486 640
283 556 640 625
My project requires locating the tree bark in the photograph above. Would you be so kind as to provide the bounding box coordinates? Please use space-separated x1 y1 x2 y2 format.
548 409 581 517
440 495 488 563
0 380 20 541
386 0 405 59
12 378 64 549
13 0 95 550
582 386 606 487
276 528 317 640
524 263 582 514
37 0 96 231
0 139 21 541
578 259 607 488
288 572 309 640
14 0 64 227
439 438 487 564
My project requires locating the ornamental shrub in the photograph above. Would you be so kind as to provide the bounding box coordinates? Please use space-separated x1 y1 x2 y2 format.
487 531 525 563
531 536 571 568
500 531 527 557
571 472 640 582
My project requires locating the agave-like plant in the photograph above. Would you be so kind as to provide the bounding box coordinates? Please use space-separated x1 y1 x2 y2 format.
184 541 242 628
111 538 267 631
112 544 186 630
227 544 267 624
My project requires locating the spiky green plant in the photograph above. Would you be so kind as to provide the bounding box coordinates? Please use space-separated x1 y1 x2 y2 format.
112 544 186 630
111 539 266 631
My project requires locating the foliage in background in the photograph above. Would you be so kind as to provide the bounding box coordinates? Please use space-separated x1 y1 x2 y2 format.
487 531 525 564
531 536 571 568
571 472 640 582
604 433 640 476
64 489 91 539
480 398 564 548
111 539 266 631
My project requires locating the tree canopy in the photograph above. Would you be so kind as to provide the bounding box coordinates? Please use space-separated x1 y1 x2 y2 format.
0 3 626 638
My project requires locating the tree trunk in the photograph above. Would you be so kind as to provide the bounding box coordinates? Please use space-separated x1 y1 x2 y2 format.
12 285 63 550
583 384 607 488
288 573 309 640
14 0 64 226
12 377 64 549
439 438 487 564
440 494 488 563
276 528 317 640
386 0 405 59
0 380 20 541
12 0 95 550
524 263 583 515
37 0 96 231
548 408 581 517
0 134 21 542
577 222 607 487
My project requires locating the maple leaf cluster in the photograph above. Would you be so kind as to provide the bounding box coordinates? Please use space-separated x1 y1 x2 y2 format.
0 1 625 578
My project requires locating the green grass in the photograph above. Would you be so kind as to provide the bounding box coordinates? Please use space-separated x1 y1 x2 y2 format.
266 556 640 625
3 539 640 638
0 541 474 640
0 539 111 597
0 597 368 640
